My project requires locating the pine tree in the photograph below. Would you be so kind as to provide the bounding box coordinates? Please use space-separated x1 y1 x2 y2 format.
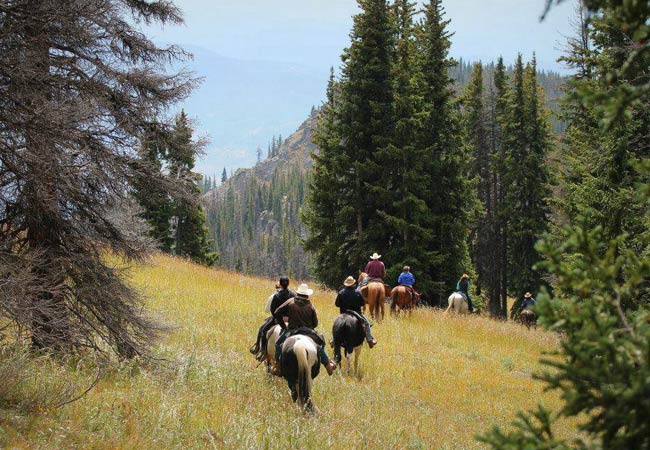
304 68 350 286
414 0 472 304
168 112 217 266
221 167 228 183
0 0 194 357
551 2 650 307
503 55 551 308
480 2 650 447
462 63 493 310
378 0 438 291
492 57 511 317
133 132 176 252
304 0 394 287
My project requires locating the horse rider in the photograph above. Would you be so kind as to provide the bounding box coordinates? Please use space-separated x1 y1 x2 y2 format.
521 292 536 311
359 252 386 288
397 266 419 302
456 273 474 313
335 276 377 348
272 283 337 376
249 276 295 360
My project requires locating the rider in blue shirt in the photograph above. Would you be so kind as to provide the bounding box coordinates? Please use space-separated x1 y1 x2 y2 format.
397 266 419 302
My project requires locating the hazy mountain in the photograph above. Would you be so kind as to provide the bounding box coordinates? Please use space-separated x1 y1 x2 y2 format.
179 45 327 176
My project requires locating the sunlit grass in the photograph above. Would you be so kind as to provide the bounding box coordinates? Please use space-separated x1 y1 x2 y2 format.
0 253 576 449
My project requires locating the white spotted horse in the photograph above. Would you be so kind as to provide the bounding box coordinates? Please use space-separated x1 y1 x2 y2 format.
445 292 469 314
263 324 283 375
331 312 365 376
279 330 323 413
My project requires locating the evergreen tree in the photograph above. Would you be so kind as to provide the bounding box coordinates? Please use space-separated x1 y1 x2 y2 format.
133 132 176 252
221 167 228 183
379 0 438 291
168 112 217 266
492 57 511 318
304 0 394 287
480 1 650 448
462 63 493 310
551 1 650 307
303 67 349 286
503 55 551 309
0 0 194 357
414 0 472 304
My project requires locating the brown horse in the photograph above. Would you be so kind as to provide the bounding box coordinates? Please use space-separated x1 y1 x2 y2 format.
520 309 537 330
358 272 385 321
390 286 417 316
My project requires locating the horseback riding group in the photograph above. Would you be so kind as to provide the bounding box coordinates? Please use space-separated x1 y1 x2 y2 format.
248 252 537 411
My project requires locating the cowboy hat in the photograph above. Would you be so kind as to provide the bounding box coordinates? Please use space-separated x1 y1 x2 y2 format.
343 276 356 287
461 273 469 279
295 283 313 297
524 292 532 298
370 252 381 260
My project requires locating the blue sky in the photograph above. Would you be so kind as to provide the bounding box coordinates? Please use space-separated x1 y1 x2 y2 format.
147 0 578 176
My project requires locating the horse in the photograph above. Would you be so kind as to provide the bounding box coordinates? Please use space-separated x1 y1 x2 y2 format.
264 324 283 375
280 333 321 413
358 272 386 321
520 309 537 330
331 313 364 376
390 285 418 316
445 292 469 314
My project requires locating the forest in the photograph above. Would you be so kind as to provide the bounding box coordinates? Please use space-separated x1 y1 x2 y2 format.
1 0 649 449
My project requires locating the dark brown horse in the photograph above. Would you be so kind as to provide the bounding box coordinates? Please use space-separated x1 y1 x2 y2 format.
390 286 418 316
520 309 537 330
358 272 386 321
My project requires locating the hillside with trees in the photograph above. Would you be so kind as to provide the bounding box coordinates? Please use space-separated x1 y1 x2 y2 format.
203 112 318 280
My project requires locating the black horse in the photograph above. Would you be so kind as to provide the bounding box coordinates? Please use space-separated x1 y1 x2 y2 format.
331 312 365 376
280 334 321 413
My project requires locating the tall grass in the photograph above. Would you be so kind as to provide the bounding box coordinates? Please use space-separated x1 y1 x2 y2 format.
0 254 575 449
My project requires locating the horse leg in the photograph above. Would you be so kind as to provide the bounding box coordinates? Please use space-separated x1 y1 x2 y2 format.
334 343 342 365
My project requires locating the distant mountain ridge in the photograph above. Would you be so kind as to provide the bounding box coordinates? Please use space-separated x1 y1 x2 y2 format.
203 113 317 279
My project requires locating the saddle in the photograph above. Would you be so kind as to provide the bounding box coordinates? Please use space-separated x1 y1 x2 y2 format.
455 291 469 303
287 327 325 347
343 310 366 326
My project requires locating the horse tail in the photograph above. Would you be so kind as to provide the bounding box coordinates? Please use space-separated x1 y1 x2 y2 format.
445 294 454 314
293 339 312 408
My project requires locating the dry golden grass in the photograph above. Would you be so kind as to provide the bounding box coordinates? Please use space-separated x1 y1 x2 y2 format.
0 254 577 449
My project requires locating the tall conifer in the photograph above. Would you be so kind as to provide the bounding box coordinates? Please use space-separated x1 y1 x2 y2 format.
415 0 472 304
304 0 394 286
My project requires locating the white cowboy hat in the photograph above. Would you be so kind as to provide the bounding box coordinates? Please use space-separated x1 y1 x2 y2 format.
370 252 381 260
295 283 313 297
343 276 356 287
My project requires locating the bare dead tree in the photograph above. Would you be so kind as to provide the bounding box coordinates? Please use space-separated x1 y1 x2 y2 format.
0 0 197 357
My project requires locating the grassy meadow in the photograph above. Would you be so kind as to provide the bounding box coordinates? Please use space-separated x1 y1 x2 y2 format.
0 254 577 449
